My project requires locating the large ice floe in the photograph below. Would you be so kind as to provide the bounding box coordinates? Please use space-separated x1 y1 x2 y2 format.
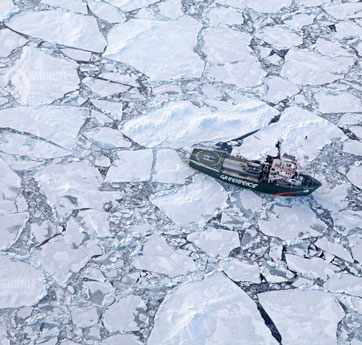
148 272 278 344
1 0 362 344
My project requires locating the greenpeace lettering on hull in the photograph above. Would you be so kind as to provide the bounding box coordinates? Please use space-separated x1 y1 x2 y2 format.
220 175 258 189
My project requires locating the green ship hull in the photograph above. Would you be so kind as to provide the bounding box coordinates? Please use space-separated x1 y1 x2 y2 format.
189 148 321 196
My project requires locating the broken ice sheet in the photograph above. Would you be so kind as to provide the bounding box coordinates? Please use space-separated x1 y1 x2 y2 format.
103 334 140 345
105 149 153 182
315 89 362 114
0 255 46 308
232 106 346 165
0 213 29 250
255 25 303 49
285 254 337 280
35 233 101 286
259 204 326 241
102 295 145 332
259 289 344 345
86 0 126 23
104 16 203 80
0 0 17 21
121 99 278 148
148 272 278 345
315 237 353 263
83 127 131 149
41 0 87 14
187 228 240 257
0 132 70 159
132 234 195 277
71 306 98 328
3 46 79 105
205 6 244 27
0 29 27 57
347 165 362 189
35 160 121 217
152 149 193 184
0 106 86 150
325 273 362 298
221 258 260 283
150 174 227 226
7 11 107 52
262 76 300 104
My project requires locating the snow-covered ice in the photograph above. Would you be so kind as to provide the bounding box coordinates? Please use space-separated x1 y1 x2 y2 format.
347 165 362 189
187 227 239 257
148 272 278 345
4 47 79 105
83 127 131 149
325 273 362 298
105 149 153 182
132 234 195 277
150 175 227 226
256 26 303 49
102 295 145 332
221 258 260 283
0 29 27 57
259 204 326 241
121 99 278 148
8 11 107 52
104 16 203 80
259 289 344 345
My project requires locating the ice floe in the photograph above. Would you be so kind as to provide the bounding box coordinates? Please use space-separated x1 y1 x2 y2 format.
0 29 27 57
150 175 227 226
149 272 278 344
87 0 126 23
3 47 79 105
325 273 362 298
347 165 362 189
221 258 260 283
205 6 244 27
83 127 131 149
343 140 362 156
71 307 98 327
0 255 46 308
0 0 17 21
0 106 86 149
262 76 300 104
158 0 184 19
315 89 361 113
133 234 195 277
0 213 29 250
104 334 140 345
259 289 344 345
7 11 107 52
259 205 326 241
41 0 87 14
187 228 239 257
106 0 159 12
256 26 303 49
102 295 145 332
323 2 362 19
104 16 203 80
152 149 193 184
105 149 153 182
315 237 353 263
232 106 346 164
286 254 337 280
281 48 353 85
349 234 362 262
121 99 278 148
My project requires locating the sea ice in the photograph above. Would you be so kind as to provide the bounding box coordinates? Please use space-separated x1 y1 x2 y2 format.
0 29 27 57
83 77 130 97
102 295 145 332
61 48 92 61
349 235 362 263
334 21 362 40
104 16 203 80
286 254 337 280
205 6 244 26
259 289 344 345
3 47 79 105
106 0 159 12
0 106 86 149
315 237 353 263
35 160 121 217
0 213 29 250
91 100 123 120
343 140 362 156
103 334 140 345
259 205 326 241
232 106 345 164
323 2 362 19
284 13 314 30
150 175 227 226
71 307 98 327
262 76 300 104
187 228 240 257
238 189 263 212
256 26 303 49
152 149 193 184
83 127 131 149
78 209 112 238
158 0 184 19
35 234 101 286
347 165 362 189
105 149 153 182
7 11 107 52
0 0 17 21
325 273 362 298
30 222 62 244
132 234 195 277
148 272 278 345
41 0 87 14
314 182 350 213
281 48 353 85
0 255 46 308
121 99 277 148
86 0 126 23
221 258 260 283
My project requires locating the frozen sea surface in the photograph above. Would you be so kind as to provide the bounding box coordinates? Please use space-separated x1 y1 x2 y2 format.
0 0 361 344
